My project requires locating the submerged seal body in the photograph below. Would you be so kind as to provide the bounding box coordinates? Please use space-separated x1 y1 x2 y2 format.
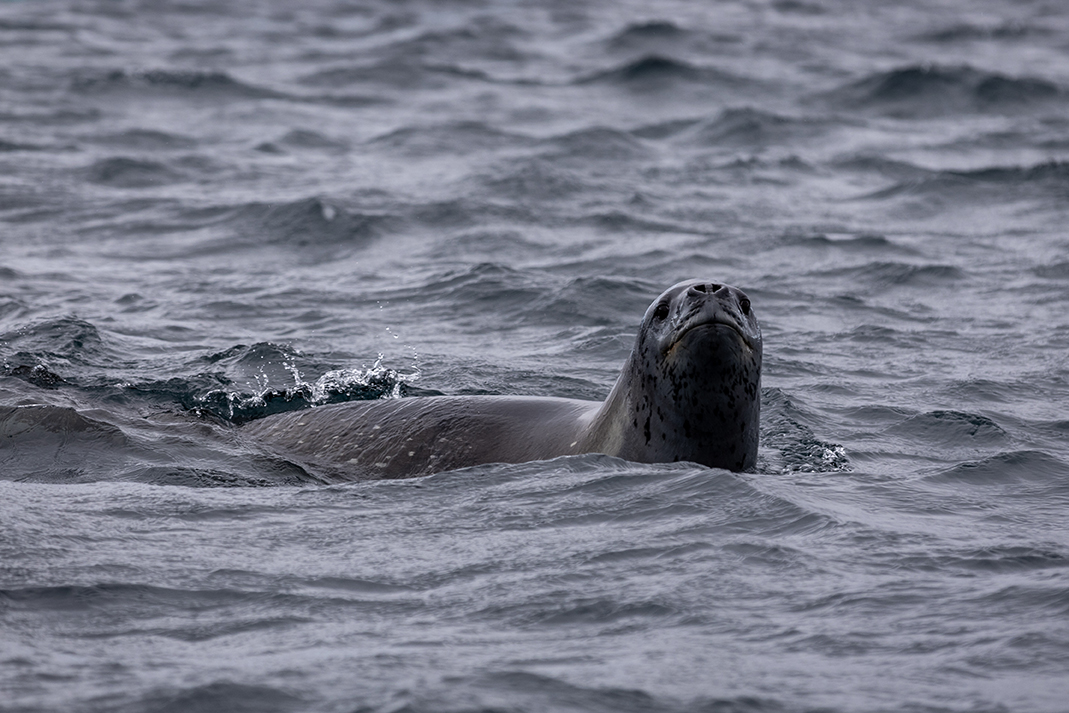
243 280 762 479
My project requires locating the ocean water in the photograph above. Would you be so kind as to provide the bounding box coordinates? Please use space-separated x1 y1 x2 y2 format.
2 0 1069 711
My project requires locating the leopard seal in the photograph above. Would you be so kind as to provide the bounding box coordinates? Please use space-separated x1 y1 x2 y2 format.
243 279 761 479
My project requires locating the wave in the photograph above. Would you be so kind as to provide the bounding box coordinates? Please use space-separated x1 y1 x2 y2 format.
378 17 526 64
89 128 198 151
488 595 682 627
599 19 741 58
0 404 129 483
480 158 588 201
82 196 392 257
518 275 656 331
859 159 1069 202
680 107 837 148
823 64 1063 116
0 404 125 446
605 20 689 52
948 159 1069 184
368 120 533 155
0 316 199 394
367 264 643 339
0 398 319 485
70 67 281 99
264 128 348 152
575 210 699 236
878 410 1013 464
834 154 930 182
237 197 391 247
810 261 964 293
403 198 486 231
694 107 797 145
104 681 307 713
927 449 1069 485
886 410 1008 445
780 232 917 255
629 117 702 140
435 455 842 542
83 156 186 188
176 197 395 257
0 262 24 278
2 363 64 389
0 107 101 126
0 18 74 32
2 582 325 643
354 668 790 713
577 55 747 90
0 138 53 152
540 126 651 160
760 388 850 474
390 261 544 316
1034 261 1069 279
920 21 1043 43
888 545 1068 575
1 316 109 366
298 62 411 87
299 59 500 90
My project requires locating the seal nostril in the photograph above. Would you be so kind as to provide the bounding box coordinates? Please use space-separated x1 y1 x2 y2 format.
691 283 722 294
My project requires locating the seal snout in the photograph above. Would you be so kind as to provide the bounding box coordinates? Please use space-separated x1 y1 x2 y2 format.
671 284 754 349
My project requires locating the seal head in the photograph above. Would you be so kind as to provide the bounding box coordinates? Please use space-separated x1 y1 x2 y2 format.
583 279 762 471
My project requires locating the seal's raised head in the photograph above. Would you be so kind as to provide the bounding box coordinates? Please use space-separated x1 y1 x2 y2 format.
592 279 762 471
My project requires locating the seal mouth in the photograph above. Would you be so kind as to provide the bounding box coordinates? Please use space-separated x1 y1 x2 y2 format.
672 319 754 351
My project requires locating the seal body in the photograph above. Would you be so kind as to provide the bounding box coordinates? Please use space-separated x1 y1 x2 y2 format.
243 280 762 479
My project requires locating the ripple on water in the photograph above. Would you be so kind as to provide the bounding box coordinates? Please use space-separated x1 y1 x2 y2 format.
926 449 1069 486
70 67 283 100
118 681 307 713
883 410 1009 455
822 64 1065 117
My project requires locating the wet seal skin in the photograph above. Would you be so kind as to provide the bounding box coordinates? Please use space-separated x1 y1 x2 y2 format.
243 279 762 479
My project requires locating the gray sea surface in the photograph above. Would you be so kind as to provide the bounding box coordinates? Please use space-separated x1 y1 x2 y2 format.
2 0 1068 711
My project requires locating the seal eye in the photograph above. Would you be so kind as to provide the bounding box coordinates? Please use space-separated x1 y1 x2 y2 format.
739 297 751 315
653 302 670 321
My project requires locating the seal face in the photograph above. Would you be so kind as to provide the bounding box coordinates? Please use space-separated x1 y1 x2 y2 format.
599 280 762 471
243 279 762 479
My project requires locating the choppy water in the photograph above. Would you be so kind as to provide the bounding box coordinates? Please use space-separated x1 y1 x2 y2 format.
2 0 1068 711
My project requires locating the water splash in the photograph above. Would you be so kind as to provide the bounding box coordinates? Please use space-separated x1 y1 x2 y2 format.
193 356 419 424
760 388 852 474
